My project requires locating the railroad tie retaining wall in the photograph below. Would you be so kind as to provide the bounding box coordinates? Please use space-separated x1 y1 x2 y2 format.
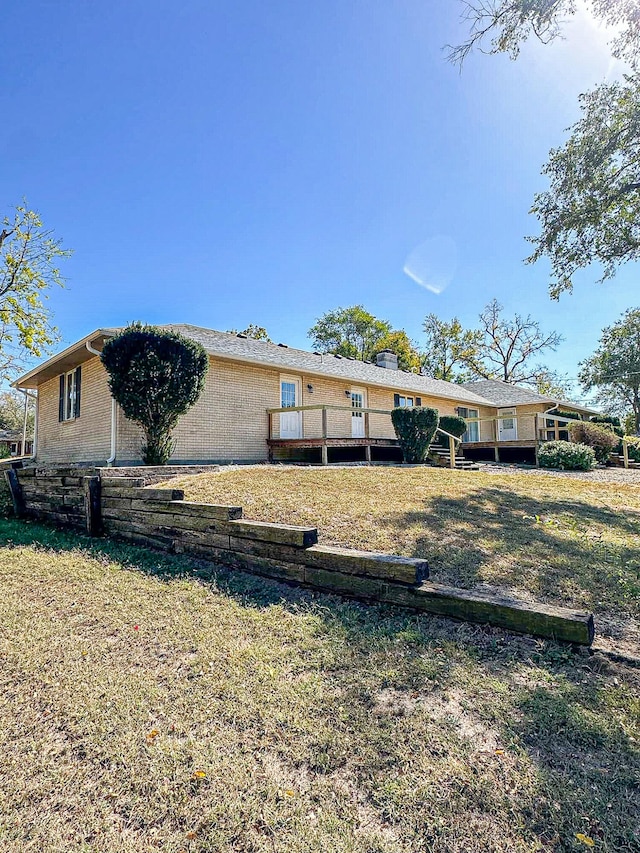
4 466 595 646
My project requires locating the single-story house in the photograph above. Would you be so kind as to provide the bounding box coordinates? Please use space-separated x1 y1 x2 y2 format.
0 429 33 459
13 324 599 466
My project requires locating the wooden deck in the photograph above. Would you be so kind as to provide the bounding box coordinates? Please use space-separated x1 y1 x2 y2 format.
267 437 399 465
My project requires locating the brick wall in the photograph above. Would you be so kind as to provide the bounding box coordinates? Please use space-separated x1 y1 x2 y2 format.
34 353 500 465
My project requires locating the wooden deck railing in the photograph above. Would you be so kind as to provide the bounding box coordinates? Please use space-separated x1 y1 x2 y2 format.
265 405 462 467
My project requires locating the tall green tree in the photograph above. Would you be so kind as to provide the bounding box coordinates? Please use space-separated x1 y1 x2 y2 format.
451 1 640 297
0 202 71 380
309 306 391 361
0 389 34 433
372 330 422 373
421 314 480 382
578 308 640 431
309 306 422 371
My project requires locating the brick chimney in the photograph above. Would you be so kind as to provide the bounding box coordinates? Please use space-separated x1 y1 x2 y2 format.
376 350 398 370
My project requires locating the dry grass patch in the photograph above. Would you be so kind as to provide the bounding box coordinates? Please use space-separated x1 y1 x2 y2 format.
0 520 638 852
163 466 640 642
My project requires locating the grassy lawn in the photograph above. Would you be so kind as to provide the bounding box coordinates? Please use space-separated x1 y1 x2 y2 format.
0 518 638 852
162 466 640 647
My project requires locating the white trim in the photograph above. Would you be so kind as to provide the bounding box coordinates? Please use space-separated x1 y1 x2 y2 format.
350 386 366 438
279 374 303 439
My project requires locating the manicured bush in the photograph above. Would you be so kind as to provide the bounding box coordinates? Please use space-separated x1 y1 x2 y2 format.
590 414 624 439
436 415 468 447
101 324 209 465
391 406 439 463
568 420 619 463
554 410 581 422
623 435 640 462
538 440 595 471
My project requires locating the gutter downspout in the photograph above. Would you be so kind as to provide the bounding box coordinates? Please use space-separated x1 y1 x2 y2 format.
86 340 117 466
18 389 37 461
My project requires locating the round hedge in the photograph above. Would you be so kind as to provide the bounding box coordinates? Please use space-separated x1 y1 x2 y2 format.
538 440 595 471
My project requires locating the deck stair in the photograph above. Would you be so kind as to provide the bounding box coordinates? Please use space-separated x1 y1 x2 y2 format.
607 453 640 470
428 444 479 471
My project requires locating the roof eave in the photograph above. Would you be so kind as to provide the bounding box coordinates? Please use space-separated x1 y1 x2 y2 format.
12 329 114 390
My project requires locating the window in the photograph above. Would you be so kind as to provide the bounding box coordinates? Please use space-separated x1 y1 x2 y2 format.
59 366 82 422
458 407 479 442
393 394 421 408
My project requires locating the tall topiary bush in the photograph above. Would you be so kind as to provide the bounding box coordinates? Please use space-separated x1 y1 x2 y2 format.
101 324 209 465
391 406 439 463
436 414 468 447
568 420 619 463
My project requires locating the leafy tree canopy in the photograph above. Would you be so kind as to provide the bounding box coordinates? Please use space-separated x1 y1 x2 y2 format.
450 1 640 68
228 324 272 342
0 202 71 381
309 305 421 371
451 1 640 297
578 307 640 431
0 389 34 433
422 300 562 385
421 314 480 382
101 324 209 465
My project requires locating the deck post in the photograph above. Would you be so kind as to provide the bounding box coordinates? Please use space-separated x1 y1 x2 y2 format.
364 412 370 439
623 439 629 469
321 407 328 439
449 435 456 469
321 442 328 466
493 444 500 462
364 444 372 464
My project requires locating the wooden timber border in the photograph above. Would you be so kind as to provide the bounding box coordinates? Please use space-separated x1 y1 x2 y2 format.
3 463 595 646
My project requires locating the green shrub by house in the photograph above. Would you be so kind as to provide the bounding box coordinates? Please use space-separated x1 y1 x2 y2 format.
623 435 640 462
436 415 468 447
101 324 209 465
538 440 595 471
391 406 439 463
568 420 619 463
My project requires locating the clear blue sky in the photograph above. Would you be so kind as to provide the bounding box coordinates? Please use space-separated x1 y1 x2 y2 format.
2 1 634 400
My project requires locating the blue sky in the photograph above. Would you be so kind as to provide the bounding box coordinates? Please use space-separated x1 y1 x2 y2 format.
1 1 634 400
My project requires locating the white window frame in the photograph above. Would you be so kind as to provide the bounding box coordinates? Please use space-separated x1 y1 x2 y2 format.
62 370 78 422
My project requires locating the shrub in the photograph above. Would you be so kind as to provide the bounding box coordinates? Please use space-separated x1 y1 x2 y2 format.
569 420 619 462
623 435 640 462
391 406 439 463
590 414 624 438
101 324 209 465
554 410 581 421
436 415 468 447
538 440 595 471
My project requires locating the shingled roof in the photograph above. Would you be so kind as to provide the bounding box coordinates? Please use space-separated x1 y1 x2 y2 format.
152 324 496 407
461 379 599 414
16 323 495 407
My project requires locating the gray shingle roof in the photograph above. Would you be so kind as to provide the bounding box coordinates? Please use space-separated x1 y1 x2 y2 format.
461 379 599 414
101 323 496 407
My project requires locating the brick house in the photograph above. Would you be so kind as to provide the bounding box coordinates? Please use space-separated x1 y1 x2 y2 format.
13 325 597 466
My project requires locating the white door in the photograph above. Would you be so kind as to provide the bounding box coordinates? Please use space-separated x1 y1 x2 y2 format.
351 388 366 438
280 376 302 439
498 407 518 441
